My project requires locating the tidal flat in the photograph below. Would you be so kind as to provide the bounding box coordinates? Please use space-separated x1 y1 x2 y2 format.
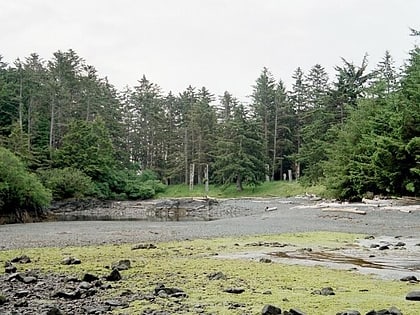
1 231 419 314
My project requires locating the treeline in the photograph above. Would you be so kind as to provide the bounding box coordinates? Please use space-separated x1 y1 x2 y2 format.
0 41 419 215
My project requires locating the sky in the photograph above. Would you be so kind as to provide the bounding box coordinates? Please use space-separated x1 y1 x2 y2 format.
1 0 419 102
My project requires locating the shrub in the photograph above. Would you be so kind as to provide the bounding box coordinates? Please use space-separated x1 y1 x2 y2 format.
38 167 95 200
0 146 51 215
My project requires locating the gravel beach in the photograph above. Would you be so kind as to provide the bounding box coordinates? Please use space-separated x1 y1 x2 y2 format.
1 197 419 250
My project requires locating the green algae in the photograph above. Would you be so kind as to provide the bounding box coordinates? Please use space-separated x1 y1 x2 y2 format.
1 231 419 314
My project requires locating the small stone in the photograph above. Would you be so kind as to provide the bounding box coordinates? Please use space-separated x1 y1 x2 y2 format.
106 269 122 281
395 242 406 247
207 271 226 280
259 258 272 263
378 245 390 250
4 261 17 273
388 306 403 315
62 257 81 265
14 299 28 307
111 259 131 270
336 311 360 315
406 290 420 301
400 275 417 282
104 299 129 307
15 290 29 298
223 287 245 294
320 287 335 296
47 306 65 315
131 243 157 250
11 255 31 264
78 281 93 290
53 289 82 300
262 304 282 315
22 276 37 284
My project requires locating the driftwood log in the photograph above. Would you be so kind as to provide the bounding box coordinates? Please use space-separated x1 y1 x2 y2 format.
321 208 366 215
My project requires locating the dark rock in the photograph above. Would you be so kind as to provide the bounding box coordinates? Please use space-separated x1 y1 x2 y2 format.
207 271 226 280
259 258 272 263
61 256 81 265
223 287 245 294
228 302 245 309
395 242 406 247
4 261 17 273
14 299 28 307
365 235 375 239
262 304 282 315
406 290 420 301
106 269 122 281
400 275 418 282
15 290 29 298
111 259 131 270
11 255 31 264
378 245 390 250
370 244 380 248
46 306 65 315
153 283 188 298
83 273 99 282
132 243 157 250
0 294 8 305
336 311 360 315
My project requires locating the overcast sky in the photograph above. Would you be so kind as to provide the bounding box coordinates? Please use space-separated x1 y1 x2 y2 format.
1 0 419 102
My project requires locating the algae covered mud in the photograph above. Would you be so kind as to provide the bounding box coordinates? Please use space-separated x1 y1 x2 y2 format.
0 232 420 314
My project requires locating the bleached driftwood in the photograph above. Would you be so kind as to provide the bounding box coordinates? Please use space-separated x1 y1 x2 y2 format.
265 206 278 212
321 208 366 215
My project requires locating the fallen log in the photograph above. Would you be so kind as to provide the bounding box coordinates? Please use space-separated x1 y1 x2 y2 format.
321 208 366 215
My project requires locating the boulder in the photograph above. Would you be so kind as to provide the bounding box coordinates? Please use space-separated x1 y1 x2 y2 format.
336 311 360 315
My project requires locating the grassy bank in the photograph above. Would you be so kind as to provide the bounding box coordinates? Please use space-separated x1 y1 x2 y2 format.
156 181 328 199
1 232 418 314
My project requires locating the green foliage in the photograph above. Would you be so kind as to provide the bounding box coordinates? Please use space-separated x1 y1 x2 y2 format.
0 146 51 214
108 169 166 200
156 181 326 199
38 167 94 200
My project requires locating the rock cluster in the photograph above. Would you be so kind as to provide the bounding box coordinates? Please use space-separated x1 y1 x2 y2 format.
1 253 418 314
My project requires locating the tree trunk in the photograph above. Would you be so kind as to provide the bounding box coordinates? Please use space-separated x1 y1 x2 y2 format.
236 174 243 191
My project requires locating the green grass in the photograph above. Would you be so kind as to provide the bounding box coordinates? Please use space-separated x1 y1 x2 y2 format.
155 181 327 199
1 232 418 314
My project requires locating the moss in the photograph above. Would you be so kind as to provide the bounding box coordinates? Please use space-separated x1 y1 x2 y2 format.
1 232 419 314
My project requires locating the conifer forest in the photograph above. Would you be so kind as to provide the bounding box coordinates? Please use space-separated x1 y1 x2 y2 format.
0 36 419 216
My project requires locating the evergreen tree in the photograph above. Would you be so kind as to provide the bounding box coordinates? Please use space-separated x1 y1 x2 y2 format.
250 67 276 178
212 103 266 191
